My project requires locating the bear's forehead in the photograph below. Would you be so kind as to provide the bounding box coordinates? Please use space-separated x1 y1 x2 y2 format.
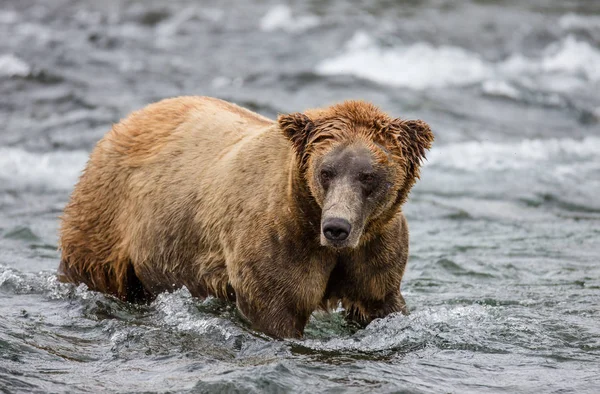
324 144 371 164
320 143 390 173
306 100 391 127
310 115 398 151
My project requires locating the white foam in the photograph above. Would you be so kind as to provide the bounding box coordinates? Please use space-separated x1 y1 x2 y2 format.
481 80 521 99
302 305 494 353
316 32 490 89
426 136 600 171
153 289 233 339
316 32 600 90
0 265 78 298
0 53 31 77
500 35 600 84
259 5 319 33
211 75 244 89
559 13 600 31
0 147 88 191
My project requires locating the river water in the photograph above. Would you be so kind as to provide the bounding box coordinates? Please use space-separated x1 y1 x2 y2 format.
1 1 599 393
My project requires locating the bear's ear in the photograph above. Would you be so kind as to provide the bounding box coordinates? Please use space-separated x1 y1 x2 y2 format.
386 118 434 200
278 112 315 162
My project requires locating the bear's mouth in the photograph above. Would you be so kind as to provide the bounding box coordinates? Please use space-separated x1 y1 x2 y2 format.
321 237 350 249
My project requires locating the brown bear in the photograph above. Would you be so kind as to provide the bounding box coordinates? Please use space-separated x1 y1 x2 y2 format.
58 96 433 338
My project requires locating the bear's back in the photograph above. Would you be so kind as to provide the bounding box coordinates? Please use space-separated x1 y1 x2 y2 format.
103 96 274 167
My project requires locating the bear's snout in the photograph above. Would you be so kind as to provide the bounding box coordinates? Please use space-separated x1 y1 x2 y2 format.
322 218 351 242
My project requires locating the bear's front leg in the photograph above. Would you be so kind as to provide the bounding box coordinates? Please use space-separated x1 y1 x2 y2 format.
229 255 332 339
235 292 311 338
334 215 410 328
345 290 408 327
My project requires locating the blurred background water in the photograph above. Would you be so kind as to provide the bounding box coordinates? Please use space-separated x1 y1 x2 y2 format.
1 0 599 393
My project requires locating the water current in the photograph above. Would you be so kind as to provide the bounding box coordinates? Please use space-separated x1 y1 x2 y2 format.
1 1 599 392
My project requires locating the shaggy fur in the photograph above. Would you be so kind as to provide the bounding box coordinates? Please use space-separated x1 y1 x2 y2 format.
58 96 433 338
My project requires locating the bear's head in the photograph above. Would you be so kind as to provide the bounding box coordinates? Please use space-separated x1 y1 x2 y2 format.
279 101 433 249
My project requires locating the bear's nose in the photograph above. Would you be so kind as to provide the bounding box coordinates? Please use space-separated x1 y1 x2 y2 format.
322 218 351 241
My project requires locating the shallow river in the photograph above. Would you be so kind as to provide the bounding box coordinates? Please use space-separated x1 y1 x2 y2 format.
1 0 599 392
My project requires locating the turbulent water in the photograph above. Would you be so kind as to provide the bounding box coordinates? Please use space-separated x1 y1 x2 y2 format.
1 0 599 392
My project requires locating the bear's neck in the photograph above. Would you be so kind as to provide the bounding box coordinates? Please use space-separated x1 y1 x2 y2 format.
285 156 321 243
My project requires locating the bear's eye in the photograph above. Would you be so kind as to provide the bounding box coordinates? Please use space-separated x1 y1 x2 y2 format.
359 172 379 196
359 172 377 185
320 169 334 184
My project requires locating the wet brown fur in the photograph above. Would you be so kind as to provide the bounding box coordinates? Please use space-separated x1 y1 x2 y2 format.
59 96 433 338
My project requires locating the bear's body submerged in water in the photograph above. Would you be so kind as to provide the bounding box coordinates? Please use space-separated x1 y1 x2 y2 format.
59 96 433 338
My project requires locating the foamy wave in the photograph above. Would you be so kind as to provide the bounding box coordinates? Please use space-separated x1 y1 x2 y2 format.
316 32 600 90
0 147 88 191
316 32 490 89
153 289 234 340
0 265 79 298
559 13 600 32
426 136 600 171
259 5 319 33
481 80 521 100
302 305 495 353
500 36 600 84
0 53 31 77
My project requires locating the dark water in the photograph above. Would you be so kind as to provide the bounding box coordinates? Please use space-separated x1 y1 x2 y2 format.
1 0 599 392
